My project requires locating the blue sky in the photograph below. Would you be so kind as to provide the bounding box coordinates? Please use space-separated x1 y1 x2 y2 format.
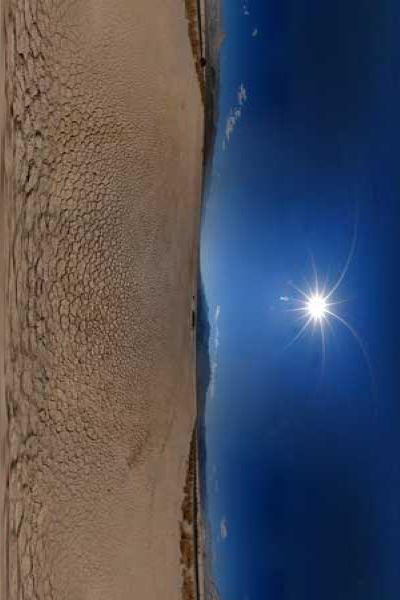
200 1 400 599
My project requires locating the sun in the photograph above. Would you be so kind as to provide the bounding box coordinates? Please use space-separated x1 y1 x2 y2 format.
279 211 372 378
306 294 328 321
284 283 338 345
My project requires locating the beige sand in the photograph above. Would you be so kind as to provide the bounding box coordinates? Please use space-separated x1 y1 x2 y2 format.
1 1 203 599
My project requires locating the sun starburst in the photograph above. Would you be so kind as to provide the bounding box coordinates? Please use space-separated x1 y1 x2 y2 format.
280 211 372 377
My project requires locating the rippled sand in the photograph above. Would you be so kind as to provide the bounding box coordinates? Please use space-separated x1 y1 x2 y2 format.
1 1 203 598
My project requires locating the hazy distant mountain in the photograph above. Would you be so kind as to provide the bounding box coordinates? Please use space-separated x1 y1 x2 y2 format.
206 0 225 70
207 578 222 600
197 6 224 597
196 269 211 422
196 271 221 600
204 0 224 162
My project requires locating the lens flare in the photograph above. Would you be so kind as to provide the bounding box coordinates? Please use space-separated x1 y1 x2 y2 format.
280 210 372 379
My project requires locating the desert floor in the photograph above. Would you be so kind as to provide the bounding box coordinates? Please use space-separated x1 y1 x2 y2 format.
1 1 204 598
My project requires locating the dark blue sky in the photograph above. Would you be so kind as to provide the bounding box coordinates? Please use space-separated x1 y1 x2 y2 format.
201 1 400 599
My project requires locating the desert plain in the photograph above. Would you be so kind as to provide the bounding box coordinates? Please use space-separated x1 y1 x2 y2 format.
1 1 204 598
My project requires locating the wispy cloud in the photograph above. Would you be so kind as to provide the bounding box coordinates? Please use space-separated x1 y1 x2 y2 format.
214 305 221 349
242 0 250 16
222 84 248 150
252 27 258 37
220 516 228 541
208 305 221 401
225 108 241 141
238 83 247 106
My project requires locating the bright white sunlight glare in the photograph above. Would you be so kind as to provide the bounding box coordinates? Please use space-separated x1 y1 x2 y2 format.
280 210 373 380
307 294 328 321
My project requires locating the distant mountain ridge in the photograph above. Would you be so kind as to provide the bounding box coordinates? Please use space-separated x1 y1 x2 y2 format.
196 4 223 596
203 0 224 165
196 270 222 600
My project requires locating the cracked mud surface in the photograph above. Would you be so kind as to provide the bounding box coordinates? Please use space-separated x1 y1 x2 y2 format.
1 1 203 598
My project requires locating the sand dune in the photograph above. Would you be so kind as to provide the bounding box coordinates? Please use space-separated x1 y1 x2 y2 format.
1 1 203 599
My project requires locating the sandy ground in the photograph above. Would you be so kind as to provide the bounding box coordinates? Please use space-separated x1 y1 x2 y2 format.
1 1 203 599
